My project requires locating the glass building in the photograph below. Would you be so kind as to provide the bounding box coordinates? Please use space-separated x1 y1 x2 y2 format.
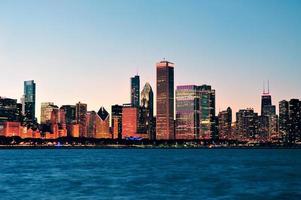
24 80 36 124
156 60 175 140
198 85 216 139
175 85 199 140
131 75 140 108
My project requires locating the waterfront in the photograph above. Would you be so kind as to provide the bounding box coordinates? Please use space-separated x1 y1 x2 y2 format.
0 149 300 199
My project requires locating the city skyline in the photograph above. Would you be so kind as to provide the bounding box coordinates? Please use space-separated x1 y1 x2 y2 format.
0 0 300 121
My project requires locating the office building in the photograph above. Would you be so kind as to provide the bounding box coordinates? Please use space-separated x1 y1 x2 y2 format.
156 60 174 140
131 75 140 107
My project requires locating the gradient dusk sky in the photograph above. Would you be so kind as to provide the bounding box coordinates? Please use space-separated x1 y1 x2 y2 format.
0 0 300 121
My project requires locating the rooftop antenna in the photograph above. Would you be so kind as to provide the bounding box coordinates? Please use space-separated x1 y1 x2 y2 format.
268 80 270 94
263 81 265 94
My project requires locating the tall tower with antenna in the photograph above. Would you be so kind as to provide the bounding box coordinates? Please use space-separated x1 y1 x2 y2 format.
261 80 273 116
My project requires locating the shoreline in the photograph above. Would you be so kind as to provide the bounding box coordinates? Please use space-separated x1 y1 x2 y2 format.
0 145 300 149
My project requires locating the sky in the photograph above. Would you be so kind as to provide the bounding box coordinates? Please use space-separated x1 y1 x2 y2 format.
0 0 300 122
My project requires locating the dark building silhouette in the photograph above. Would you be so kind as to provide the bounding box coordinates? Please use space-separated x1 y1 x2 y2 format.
156 60 175 140
218 107 232 140
140 83 155 140
288 99 301 143
60 105 76 137
112 104 123 140
131 75 140 108
23 80 36 124
0 97 22 122
260 83 278 139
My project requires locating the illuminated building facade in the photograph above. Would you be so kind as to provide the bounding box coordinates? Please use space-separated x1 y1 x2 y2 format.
198 85 216 139
218 107 232 139
156 60 174 140
40 102 55 124
95 107 111 139
76 102 87 137
279 100 289 140
175 85 199 140
122 104 138 138
86 111 96 138
287 99 301 143
236 109 259 139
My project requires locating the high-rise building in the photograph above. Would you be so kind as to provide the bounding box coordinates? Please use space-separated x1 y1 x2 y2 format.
140 83 155 140
236 109 259 139
122 104 138 139
111 104 123 140
156 60 175 140
0 97 22 122
260 87 278 139
40 102 55 124
131 75 140 108
198 85 216 139
60 105 76 124
23 80 36 124
76 102 87 137
279 100 289 140
86 111 96 138
175 85 199 140
218 107 232 140
288 99 301 143
60 105 76 137
95 107 111 139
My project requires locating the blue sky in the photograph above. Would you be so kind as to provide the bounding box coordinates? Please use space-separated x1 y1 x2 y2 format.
0 0 300 120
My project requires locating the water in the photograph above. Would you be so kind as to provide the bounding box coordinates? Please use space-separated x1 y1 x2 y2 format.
0 149 300 200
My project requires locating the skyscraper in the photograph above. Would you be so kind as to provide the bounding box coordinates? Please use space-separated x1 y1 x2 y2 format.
236 109 259 139
111 104 123 140
288 99 301 143
24 80 36 124
198 85 216 139
218 107 232 140
122 104 139 139
279 100 289 140
140 83 155 140
0 97 22 122
60 105 76 137
175 85 199 140
156 60 175 140
86 111 97 138
76 102 87 137
95 107 111 139
131 75 140 108
40 102 55 124
260 85 278 139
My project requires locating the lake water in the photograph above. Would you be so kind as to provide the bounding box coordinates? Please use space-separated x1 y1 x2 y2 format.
0 149 300 200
